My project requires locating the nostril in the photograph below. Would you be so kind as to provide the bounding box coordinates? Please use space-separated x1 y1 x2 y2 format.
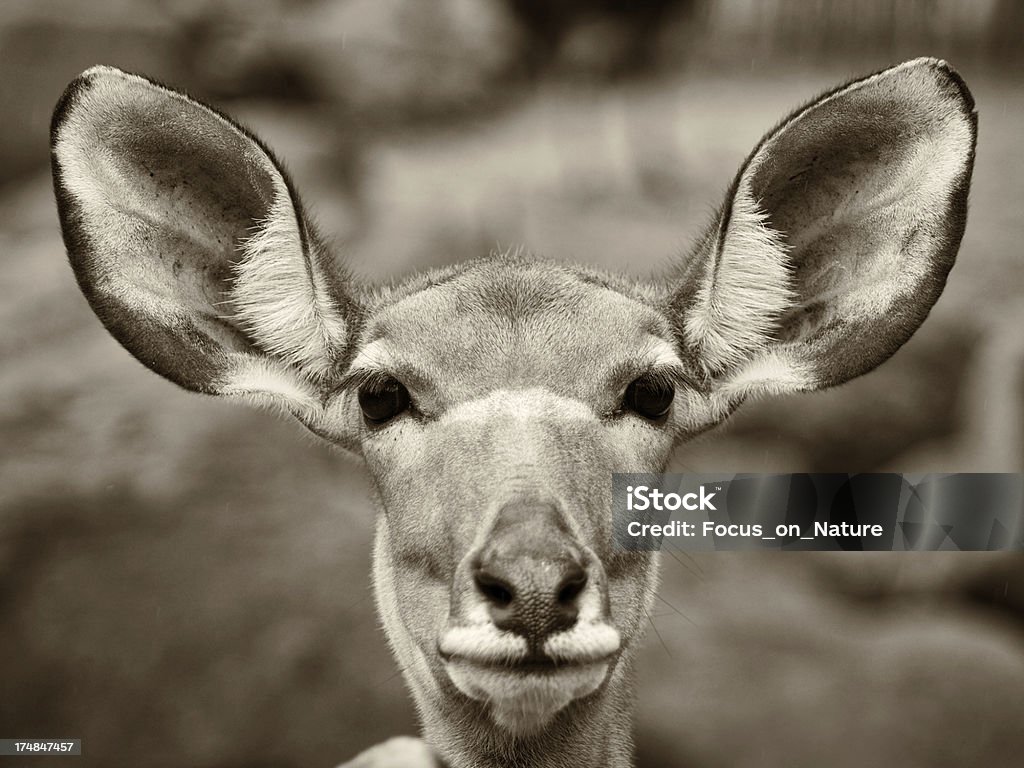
475 570 515 608
557 569 588 605
561 573 585 606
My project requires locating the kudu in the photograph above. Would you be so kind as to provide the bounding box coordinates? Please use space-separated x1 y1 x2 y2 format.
51 59 976 768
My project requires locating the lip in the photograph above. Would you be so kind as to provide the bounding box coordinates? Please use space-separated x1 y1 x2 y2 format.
442 655 613 734
439 649 615 672
438 621 621 668
444 656 613 684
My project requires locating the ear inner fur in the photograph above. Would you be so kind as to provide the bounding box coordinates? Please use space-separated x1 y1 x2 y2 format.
50 65 358 401
672 57 976 394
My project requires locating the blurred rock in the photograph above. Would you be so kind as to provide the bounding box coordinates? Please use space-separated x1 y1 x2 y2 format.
503 0 699 78
195 0 526 121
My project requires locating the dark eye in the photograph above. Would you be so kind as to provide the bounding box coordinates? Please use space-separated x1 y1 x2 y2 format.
358 378 411 424
623 376 674 420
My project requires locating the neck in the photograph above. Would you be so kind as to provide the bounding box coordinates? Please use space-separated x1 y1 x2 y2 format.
421 660 638 768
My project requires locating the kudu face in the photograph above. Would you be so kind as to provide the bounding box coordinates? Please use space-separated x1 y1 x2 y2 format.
51 60 975 751
361 263 677 732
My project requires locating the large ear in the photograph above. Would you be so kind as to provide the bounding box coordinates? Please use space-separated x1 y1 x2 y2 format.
671 58 976 407
51 66 357 419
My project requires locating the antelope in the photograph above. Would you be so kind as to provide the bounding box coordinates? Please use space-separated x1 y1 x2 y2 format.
50 58 976 768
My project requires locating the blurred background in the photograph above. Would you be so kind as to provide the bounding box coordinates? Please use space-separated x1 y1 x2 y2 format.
2 1 1023 766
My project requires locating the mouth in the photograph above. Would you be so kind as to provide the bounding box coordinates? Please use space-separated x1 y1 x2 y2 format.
442 655 613 735
437 622 621 736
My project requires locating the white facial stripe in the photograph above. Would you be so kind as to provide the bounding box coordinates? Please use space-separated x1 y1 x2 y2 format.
444 388 598 424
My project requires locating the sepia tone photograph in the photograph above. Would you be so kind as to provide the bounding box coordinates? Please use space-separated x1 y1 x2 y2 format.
1 1 1023 766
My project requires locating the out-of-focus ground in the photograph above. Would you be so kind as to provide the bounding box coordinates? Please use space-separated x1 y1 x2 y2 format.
1 2 1023 767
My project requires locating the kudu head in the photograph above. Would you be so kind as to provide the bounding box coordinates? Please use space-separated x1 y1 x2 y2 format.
51 59 975 766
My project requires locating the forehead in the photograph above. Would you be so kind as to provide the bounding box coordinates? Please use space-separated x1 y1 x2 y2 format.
359 259 674 403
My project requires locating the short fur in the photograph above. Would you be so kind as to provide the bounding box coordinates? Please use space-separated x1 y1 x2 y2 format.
50 59 977 768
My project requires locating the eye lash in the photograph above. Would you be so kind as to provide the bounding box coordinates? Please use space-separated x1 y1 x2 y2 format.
659 363 711 393
639 366 683 391
612 362 702 396
334 366 396 393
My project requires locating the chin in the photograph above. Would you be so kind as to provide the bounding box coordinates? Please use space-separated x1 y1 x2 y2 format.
444 658 612 736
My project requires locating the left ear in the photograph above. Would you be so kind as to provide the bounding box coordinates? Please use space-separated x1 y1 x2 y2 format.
672 58 976 405
50 66 360 441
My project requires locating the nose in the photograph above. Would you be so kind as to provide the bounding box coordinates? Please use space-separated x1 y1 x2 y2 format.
473 502 589 647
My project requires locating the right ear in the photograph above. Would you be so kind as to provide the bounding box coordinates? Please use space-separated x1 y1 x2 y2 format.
51 66 358 421
669 58 976 411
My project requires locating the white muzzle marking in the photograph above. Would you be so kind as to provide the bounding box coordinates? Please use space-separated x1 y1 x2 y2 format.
445 658 612 735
